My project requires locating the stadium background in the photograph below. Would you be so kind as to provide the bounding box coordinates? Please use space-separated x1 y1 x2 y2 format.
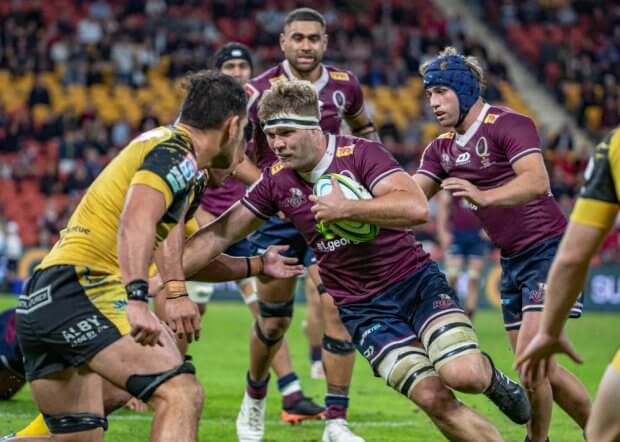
0 0 619 440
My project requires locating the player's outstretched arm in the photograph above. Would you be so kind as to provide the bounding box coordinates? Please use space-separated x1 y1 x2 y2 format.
310 171 429 227
182 201 266 277
119 183 168 346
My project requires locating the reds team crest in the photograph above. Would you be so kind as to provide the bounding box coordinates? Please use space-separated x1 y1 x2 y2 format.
284 188 307 208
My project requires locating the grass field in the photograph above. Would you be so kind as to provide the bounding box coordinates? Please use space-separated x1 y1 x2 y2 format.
0 294 617 441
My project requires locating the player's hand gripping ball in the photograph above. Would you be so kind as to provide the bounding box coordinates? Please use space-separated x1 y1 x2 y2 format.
312 173 379 243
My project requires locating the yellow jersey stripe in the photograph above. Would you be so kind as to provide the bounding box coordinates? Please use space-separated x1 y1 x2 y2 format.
570 198 618 230
131 170 174 208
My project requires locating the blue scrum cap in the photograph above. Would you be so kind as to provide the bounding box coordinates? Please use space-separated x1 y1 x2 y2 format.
423 55 480 120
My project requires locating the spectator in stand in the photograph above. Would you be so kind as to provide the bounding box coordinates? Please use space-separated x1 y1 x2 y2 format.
39 162 61 197
27 73 50 107
58 128 86 175
83 145 103 181
63 162 91 196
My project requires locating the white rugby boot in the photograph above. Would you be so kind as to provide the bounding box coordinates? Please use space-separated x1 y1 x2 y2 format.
322 418 365 442
236 391 266 441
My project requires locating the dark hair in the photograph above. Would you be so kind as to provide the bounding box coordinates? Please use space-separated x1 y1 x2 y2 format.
284 7 326 29
179 70 247 130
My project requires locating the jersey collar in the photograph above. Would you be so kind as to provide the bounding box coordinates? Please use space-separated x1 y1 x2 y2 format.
171 124 196 156
299 133 335 183
455 103 491 147
282 60 329 93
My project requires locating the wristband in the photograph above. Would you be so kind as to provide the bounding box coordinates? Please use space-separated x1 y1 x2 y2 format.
164 280 188 300
249 255 264 277
245 257 252 279
125 279 149 303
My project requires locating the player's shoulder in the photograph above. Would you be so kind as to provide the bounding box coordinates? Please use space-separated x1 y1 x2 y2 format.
484 105 534 127
249 64 286 93
324 64 360 84
247 64 287 109
333 134 386 161
591 126 620 166
428 129 456 148
131 125 176 146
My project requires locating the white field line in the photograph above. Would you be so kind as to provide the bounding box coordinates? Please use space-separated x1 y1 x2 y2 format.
0 412 417 428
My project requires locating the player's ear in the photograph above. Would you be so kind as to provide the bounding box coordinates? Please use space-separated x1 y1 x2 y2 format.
225 115 240 141
279 32 286 52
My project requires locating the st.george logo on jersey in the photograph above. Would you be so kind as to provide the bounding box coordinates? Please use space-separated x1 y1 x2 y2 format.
312 173 379 243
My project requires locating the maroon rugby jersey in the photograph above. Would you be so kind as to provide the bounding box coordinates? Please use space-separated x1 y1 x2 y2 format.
242 134 431 305
451 196 481 231
199 175 246 217
246 60 365 169
418 104 566 256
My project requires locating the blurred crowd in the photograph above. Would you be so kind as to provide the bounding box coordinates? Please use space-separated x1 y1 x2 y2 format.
0 0 609 274
476 0 620 136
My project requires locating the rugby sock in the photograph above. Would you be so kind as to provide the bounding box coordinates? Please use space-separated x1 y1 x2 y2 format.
246 372 270 400
324 394 348 420
15 413 49 436
278 372 303 406
310 345 322 363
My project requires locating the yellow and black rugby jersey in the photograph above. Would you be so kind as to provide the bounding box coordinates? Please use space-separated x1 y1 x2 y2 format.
571 127 620 230
40 125 208 275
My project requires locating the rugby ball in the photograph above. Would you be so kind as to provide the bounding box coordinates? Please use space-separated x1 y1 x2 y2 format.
313 173 379 243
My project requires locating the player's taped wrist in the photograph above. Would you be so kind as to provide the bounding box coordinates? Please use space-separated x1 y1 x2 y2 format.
125 279 149 303
164 280 188 300
247 255 265 277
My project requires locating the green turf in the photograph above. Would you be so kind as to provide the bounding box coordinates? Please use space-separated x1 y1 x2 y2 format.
0 294 617 441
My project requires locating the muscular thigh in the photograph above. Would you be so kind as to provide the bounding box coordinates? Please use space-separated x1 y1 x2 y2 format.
419 312 481 373
31 367 103 416
87 327 183 391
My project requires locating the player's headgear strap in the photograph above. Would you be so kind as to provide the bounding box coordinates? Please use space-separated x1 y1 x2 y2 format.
261 112 320 131
214 42 253 71
423 55 480 126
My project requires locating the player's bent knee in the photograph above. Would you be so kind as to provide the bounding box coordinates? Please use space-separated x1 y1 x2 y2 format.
102 385 132 414
322 335 355 355
254 321 286 347
43 413 107 435
155 373 204 411
422 317 480 371
376 347 438 398
410 378 460 420
439 353 489 393
126 359 196 402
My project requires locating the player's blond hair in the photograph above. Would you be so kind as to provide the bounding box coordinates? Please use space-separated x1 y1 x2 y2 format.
258 80 320 122
419 46 487 92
